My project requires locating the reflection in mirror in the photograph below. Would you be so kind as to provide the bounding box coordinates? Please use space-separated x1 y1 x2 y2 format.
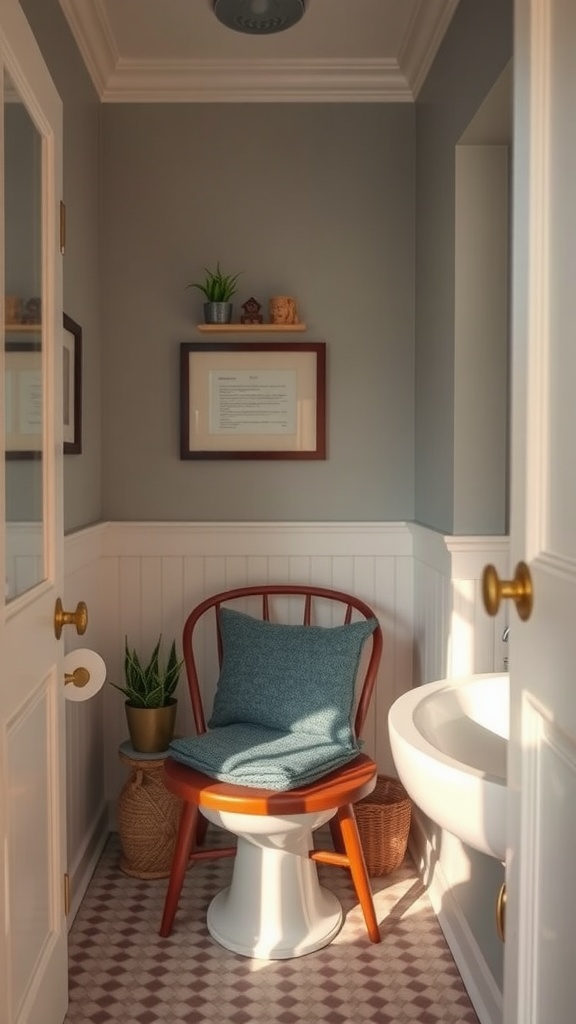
4 69 44 602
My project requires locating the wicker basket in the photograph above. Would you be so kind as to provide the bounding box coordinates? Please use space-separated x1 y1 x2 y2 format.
355 775 412 877
117 758 182 879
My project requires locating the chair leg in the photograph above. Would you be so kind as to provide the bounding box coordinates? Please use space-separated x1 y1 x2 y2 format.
337 804 381 943
195 812 209 847
159 801 198 937
329 815 346 854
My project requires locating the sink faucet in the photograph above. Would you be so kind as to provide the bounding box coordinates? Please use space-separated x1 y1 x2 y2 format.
502 625 509 669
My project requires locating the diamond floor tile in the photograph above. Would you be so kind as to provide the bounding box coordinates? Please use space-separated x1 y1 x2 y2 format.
65 829 480 1023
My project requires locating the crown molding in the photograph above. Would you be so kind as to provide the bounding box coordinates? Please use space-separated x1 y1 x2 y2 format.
59 0 458 103
399 0 460 98
59 0 117 97
101 58 412 103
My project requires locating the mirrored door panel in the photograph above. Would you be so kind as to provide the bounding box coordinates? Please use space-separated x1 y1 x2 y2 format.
4 67 44 601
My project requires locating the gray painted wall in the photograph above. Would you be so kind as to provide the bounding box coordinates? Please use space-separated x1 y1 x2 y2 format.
454 144 509 535
21 0 103 534
5 100 42 522
20 0 513 535
99 103 415 521
414 0 513 534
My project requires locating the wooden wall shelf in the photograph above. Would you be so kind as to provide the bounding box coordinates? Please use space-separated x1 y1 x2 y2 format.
5 323 41 333
196 323 307 334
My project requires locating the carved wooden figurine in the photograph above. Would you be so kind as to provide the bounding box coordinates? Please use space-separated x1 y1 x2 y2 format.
269 295 299 325
240 297 263 324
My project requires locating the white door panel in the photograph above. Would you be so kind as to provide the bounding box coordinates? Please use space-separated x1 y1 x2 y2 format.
505 2 576 1022
0 2 66 1022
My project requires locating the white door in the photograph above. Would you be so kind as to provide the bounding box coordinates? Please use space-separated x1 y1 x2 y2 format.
503 2 576 1022
0 2 67 1022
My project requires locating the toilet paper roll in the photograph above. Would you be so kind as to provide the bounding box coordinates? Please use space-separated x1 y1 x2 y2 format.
64 648 106 702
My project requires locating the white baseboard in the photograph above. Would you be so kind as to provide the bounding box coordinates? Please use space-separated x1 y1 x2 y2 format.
409 811 503 1024
67 803 110 926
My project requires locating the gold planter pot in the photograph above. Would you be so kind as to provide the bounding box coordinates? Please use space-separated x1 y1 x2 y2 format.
125 699 177 753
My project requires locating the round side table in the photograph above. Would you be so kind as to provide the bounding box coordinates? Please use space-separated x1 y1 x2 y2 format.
117 741 182 879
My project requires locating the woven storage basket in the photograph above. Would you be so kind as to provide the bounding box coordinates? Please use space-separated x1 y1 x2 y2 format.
355 775 412 877
117 761 182 879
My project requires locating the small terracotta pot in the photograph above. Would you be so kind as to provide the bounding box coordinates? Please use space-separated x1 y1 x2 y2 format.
5 295 22 324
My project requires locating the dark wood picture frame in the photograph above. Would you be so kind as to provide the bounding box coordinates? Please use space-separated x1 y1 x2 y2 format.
63 312 82 454
180 341 326 460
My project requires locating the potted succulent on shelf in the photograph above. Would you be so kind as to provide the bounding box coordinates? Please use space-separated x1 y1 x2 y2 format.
187 261 242 324
111 635 183 753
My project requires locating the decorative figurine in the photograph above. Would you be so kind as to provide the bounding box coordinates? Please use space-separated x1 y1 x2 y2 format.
240 297 264 324
269 295 299 325
22 296 41 324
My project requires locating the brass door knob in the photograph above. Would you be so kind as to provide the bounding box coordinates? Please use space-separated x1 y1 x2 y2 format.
482 562 533 621
54 597 88 639
496 882 507 942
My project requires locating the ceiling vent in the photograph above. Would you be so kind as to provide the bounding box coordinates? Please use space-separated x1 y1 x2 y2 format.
213 0 305 35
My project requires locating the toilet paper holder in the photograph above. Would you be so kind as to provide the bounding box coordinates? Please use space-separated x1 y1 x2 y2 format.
63 648 106 701
65 666 91 689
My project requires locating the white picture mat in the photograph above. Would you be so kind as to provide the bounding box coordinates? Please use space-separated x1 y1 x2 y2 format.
187 348 318 453
5 347 42 452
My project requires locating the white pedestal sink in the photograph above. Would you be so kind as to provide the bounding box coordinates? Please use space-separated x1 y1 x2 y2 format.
388 673 508 860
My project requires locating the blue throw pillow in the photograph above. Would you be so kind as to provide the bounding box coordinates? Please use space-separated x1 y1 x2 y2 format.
208 608 378 750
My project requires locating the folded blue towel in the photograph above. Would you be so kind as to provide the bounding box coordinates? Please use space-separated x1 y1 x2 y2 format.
169 723 361 790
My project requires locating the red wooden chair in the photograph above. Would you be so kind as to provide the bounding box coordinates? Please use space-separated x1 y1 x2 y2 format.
159 584 383 958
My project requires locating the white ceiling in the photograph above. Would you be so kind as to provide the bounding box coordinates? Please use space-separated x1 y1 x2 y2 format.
58 0 459 102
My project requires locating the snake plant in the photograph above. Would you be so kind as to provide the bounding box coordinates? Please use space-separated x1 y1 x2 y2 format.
110 635 183 708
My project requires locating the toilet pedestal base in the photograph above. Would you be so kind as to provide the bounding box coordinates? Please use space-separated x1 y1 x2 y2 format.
202 808 343 959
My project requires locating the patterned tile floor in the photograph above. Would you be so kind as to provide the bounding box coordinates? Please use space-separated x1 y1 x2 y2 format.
65 829 480 1024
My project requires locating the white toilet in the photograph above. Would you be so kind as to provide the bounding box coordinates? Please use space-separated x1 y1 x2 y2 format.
200 806 343 959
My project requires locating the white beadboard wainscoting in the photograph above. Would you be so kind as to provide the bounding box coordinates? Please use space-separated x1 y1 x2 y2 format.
5 522 43 600
98 520 416 807
63 518 510 991
411 523 511 685
63 522 110 921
